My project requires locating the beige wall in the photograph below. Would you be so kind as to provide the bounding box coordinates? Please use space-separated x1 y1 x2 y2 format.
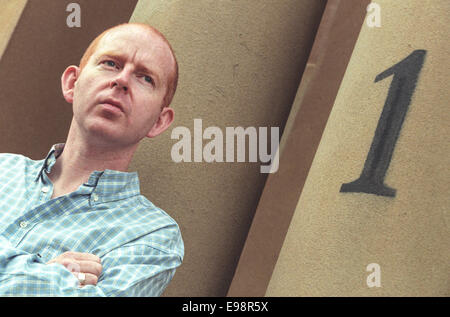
228 0 371 296
266 0 450 296
130 0 326 296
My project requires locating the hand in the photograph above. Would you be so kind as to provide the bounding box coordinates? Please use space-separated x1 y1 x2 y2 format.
46 251 102 286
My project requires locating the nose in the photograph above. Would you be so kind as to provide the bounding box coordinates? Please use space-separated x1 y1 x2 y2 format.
111 81 128 92
110 68 131 92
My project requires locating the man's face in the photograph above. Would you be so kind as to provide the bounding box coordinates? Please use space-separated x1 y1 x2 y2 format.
70 26 174 147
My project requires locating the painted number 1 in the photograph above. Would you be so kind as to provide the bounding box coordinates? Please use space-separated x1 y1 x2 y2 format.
340 50 426 197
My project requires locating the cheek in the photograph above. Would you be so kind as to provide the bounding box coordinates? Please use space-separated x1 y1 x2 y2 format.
75 75 94 93
73 76 101 105
131 101 160 127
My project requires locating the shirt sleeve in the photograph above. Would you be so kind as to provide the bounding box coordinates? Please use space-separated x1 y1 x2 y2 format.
0 235 183 296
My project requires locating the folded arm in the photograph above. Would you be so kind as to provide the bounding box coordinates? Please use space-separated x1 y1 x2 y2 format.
0 237 182 296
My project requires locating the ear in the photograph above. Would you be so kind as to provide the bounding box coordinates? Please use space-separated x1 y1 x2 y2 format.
61 65 80 103
146 107 175 138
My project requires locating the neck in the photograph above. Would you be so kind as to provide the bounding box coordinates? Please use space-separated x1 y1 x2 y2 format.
48 121 138 197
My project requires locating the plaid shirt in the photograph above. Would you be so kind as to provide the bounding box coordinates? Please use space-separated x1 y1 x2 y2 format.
0 144 184 296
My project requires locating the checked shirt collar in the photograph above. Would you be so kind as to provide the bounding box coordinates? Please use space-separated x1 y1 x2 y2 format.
35 143 141 203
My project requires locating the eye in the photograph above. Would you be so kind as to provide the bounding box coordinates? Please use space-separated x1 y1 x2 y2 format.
102 60 117 68
143 75 154 85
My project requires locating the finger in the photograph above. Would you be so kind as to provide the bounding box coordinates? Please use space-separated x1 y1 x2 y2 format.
65 251 101 263
73 272 99 286
76 260 103 277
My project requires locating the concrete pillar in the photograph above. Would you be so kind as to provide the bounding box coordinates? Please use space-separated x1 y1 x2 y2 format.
266 0 450 296
228 0 370 297
130 0 326 296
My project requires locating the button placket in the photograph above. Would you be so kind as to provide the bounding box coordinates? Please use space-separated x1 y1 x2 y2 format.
39 185 52 202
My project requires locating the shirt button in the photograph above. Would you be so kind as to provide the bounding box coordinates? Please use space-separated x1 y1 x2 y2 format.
19 221 28 228
92 194 99 202
41 186 49 193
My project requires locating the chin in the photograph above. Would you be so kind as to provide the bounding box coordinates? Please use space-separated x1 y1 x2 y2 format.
84 121 125 142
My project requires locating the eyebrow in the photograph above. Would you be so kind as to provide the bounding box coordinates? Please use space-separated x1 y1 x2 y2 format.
96 50 161 84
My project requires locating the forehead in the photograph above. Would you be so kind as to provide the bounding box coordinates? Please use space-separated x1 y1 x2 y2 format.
94 26 174 81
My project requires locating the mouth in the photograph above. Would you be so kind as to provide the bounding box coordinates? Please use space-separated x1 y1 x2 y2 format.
100 98 125 113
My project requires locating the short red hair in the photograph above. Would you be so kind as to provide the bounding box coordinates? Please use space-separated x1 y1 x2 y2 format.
79 23 178 109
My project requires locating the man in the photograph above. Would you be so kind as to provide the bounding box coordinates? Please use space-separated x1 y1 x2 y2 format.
0 23 183 296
